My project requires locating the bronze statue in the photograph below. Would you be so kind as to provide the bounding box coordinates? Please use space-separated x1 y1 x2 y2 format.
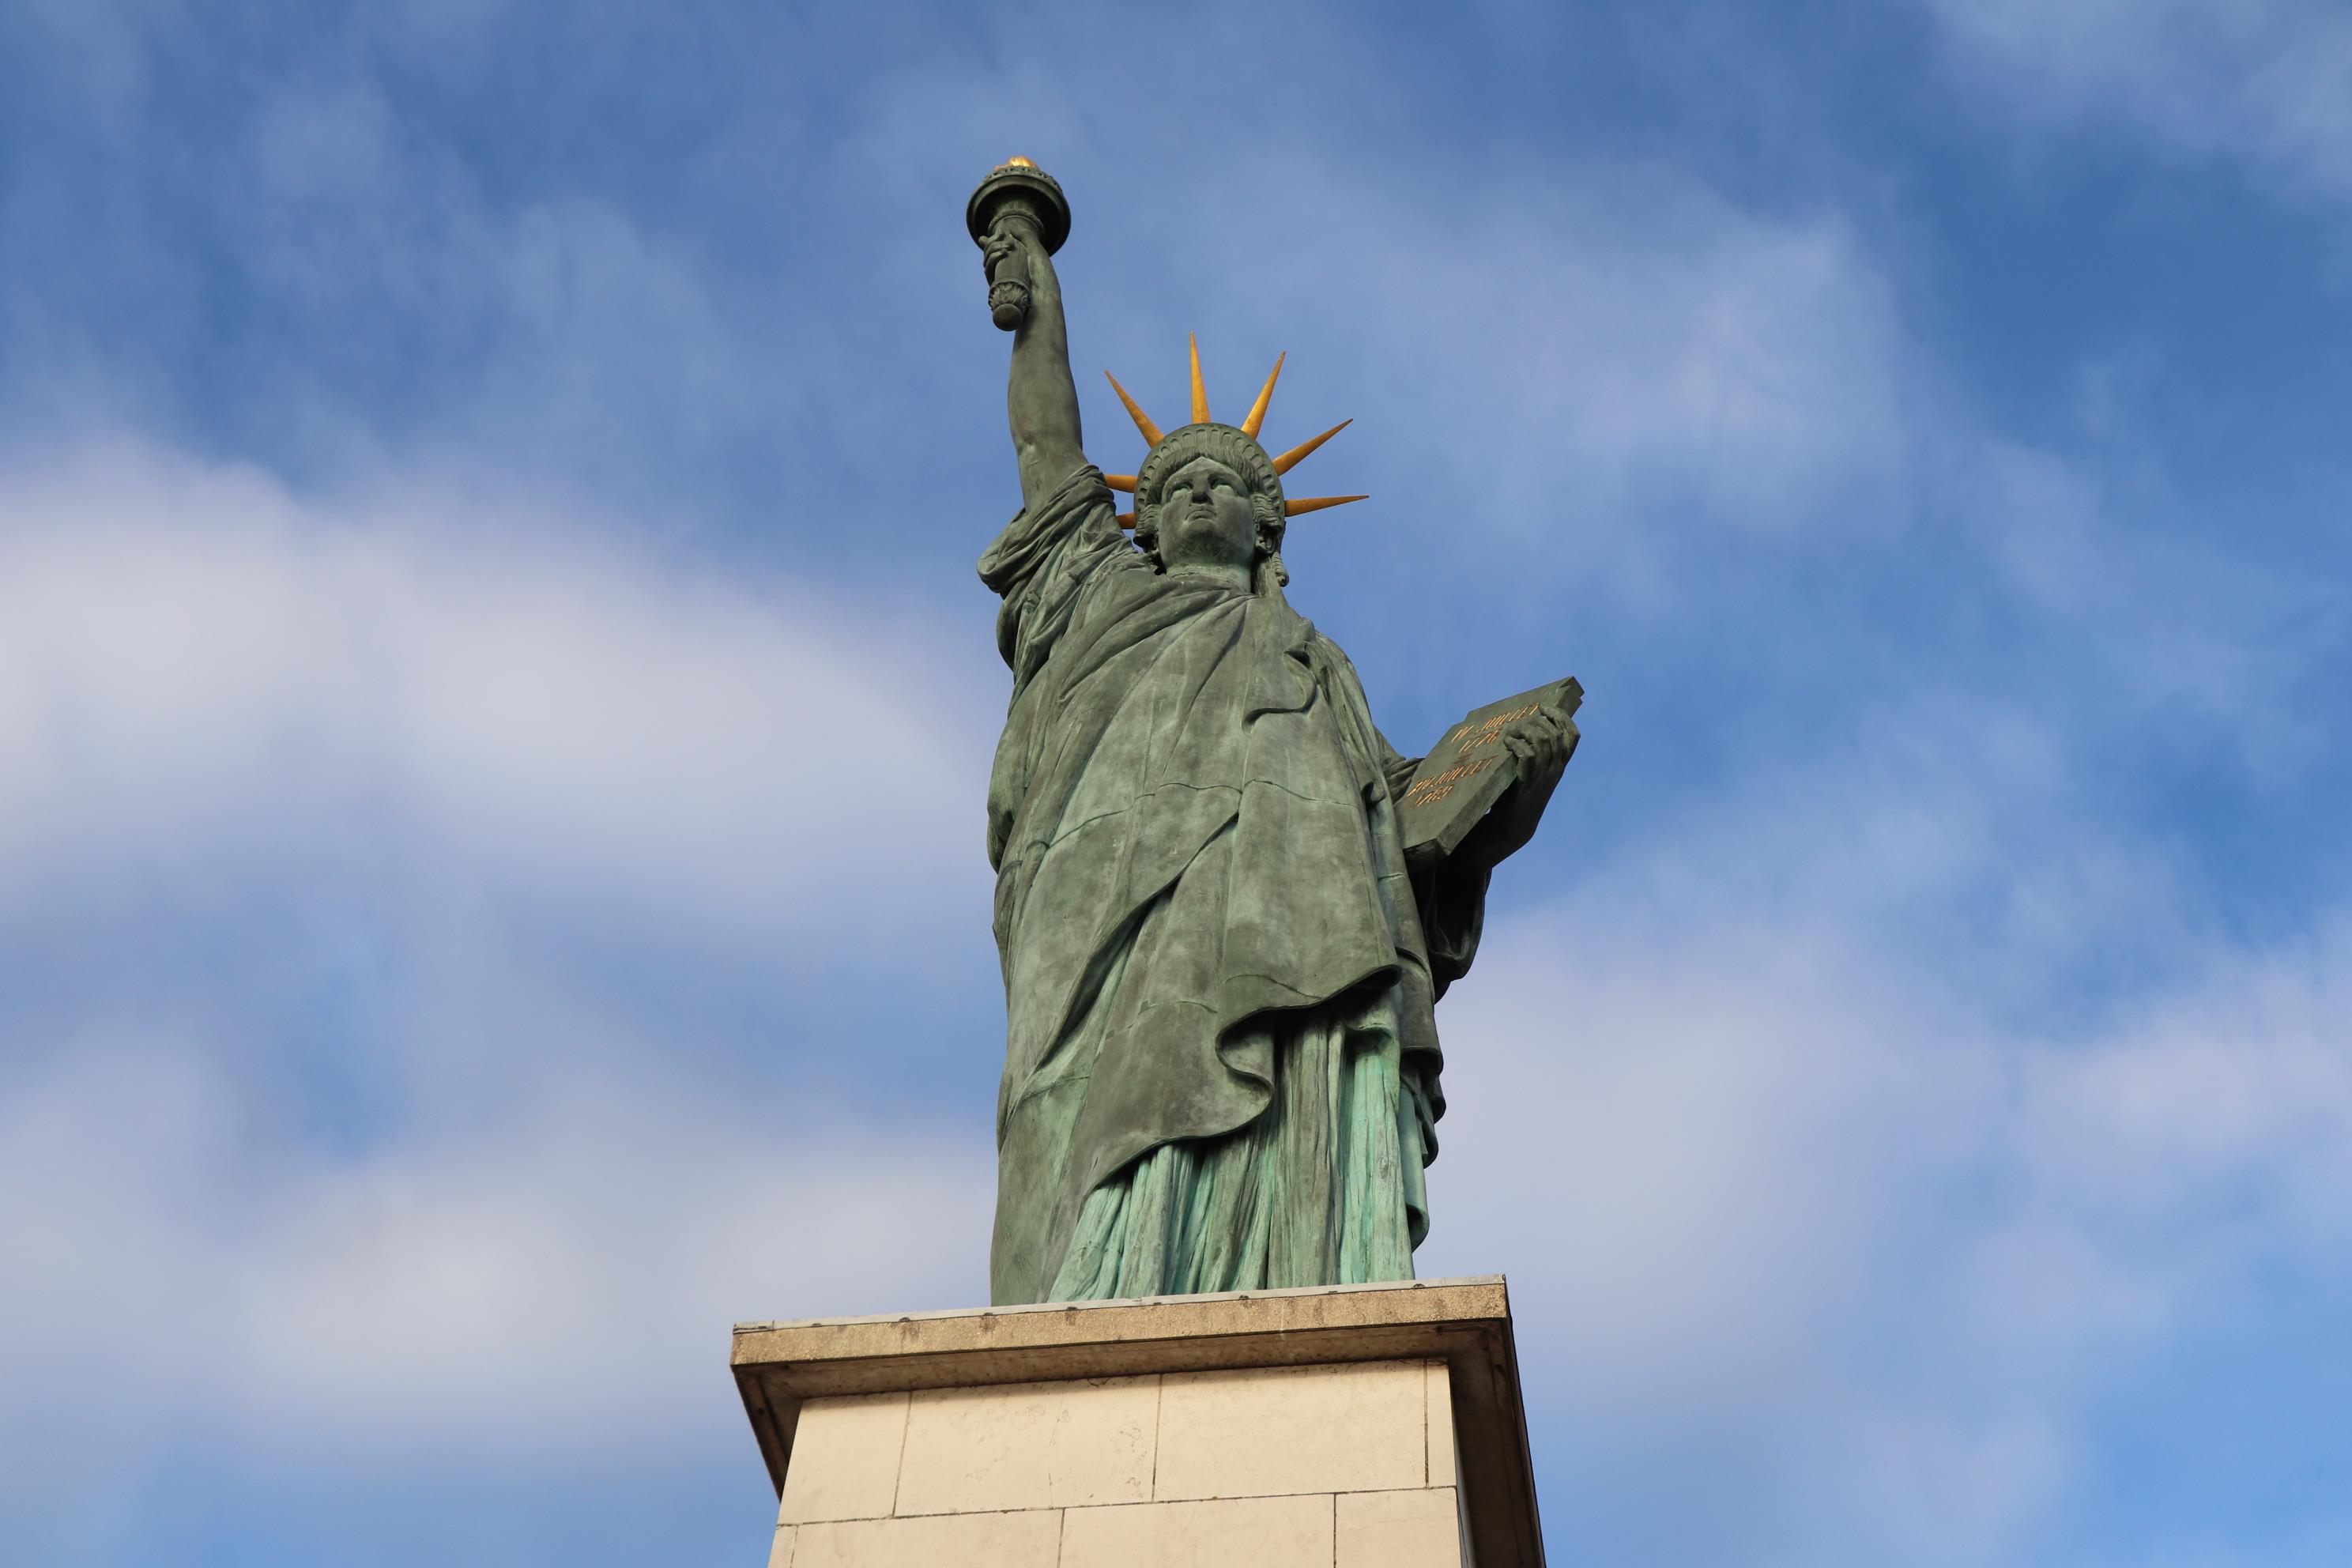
970 160 1577 1306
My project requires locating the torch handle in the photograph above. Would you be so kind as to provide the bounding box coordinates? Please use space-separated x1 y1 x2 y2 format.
987 242 1033 330
982 198 1050 331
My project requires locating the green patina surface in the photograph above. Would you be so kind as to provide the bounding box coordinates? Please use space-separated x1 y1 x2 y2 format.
971 165 1575 1306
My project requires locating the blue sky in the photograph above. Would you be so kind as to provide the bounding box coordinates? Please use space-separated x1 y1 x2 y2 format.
3 2 2349 1563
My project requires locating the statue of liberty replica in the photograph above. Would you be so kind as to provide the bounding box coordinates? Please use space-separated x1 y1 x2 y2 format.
971 161 1578 1307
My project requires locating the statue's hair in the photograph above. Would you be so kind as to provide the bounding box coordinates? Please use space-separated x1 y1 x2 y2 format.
1132 424 1289 590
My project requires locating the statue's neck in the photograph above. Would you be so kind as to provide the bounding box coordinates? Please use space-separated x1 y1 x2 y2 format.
1163 560 1253 594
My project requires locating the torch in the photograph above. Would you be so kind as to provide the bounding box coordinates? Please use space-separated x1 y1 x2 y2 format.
967 158 1071 330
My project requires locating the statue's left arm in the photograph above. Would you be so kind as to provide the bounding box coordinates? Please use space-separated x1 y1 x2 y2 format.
1376 705 1575 998
1452 706 1575 868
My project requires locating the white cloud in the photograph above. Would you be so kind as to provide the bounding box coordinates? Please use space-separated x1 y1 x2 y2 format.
0 440 998 944
1917 0 2352 204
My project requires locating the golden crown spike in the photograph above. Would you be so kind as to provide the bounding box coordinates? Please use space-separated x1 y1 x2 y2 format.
1102 341 1366 530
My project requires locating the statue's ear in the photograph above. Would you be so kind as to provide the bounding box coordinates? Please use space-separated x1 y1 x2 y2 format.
1253 493 1284 557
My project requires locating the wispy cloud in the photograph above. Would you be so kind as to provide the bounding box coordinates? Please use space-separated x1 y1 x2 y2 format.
0 442 997 940
1916 0 2352 205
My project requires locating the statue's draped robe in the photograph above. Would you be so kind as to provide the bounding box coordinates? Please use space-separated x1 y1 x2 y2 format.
980 466 1492 1306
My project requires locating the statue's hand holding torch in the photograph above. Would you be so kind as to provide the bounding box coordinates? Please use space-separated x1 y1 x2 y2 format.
978 215 1040 330
967 159 1070 332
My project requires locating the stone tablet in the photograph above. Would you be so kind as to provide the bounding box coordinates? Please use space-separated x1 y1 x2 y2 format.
1397 678 1583 858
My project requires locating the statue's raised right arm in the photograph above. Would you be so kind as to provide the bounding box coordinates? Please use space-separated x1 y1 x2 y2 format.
981 215 1087 514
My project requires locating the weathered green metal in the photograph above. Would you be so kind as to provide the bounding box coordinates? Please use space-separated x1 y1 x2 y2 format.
968 160 1577 1306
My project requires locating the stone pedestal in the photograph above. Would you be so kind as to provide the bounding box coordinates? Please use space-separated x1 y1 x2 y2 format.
731 1276 1544 1567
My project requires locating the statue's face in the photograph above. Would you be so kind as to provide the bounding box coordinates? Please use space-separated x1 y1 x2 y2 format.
1154 454 1257 574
